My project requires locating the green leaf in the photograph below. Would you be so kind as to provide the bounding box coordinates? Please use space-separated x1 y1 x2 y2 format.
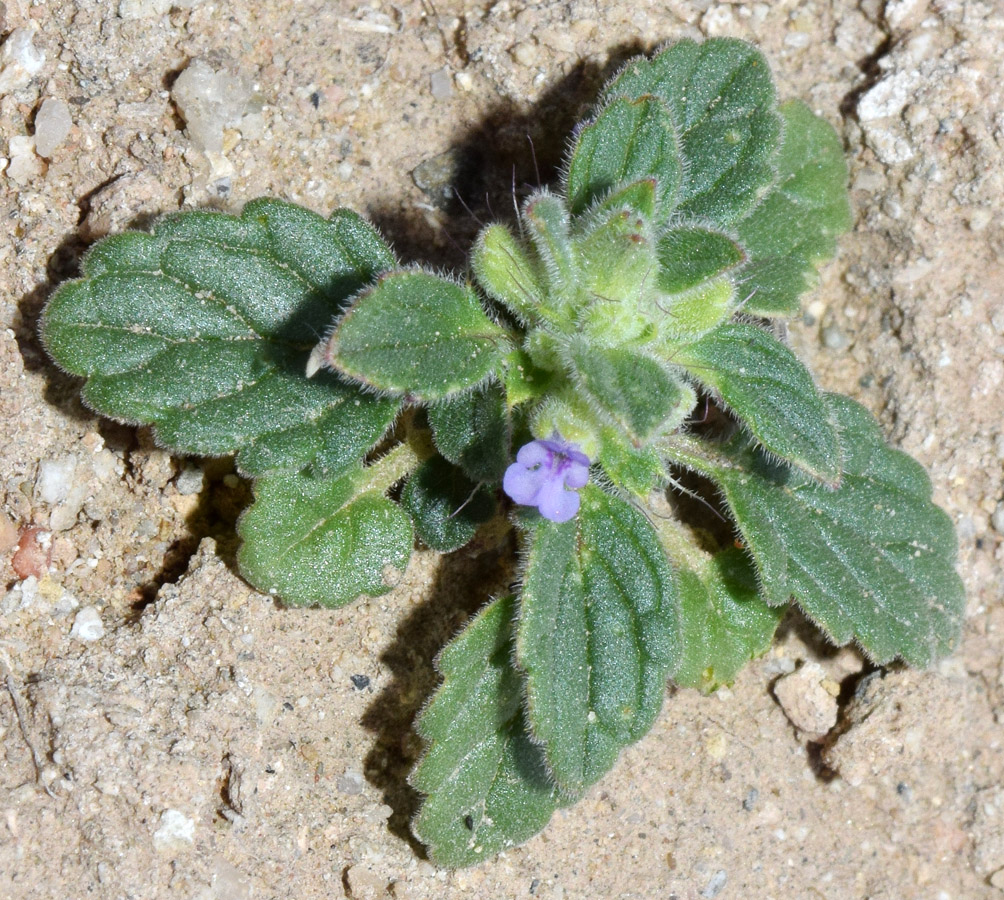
427 381 510 483
673 323 841 484
736 100 853 315
657 226 746 295
237 452 415 608
602 38 781 226
576 206 658 308
327 271 508 401
566 96 682 219
472 224 545 324
516 485 680 794
666 395 965 666
40 200 398 475
522 192 579 313
567 338 690 443
411 594 568 868
673 548 785 694
400 457 496 553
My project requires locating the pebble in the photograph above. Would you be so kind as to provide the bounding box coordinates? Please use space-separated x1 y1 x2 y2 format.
152 808 195 851
700 870 728 898
5 134 41 184
12 527 51 579
429 67 453 101
34 98 73 158
70 606 104 642
175 465 205 496
36 456 77 505
336 768 365 795
0 26 45 95
991 501 1004 535
773 661 839 737
118 0 171 18
343 865 387 900
171 58 258 155
0 509 18 555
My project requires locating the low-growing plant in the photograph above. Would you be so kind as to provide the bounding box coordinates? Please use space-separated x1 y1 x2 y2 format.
40 38 963 866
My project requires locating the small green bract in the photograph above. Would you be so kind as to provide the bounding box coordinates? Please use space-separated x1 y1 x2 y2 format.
40 38 964 867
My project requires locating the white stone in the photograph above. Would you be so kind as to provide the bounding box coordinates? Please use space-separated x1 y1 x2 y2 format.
34 98 73 158
773 661 839 736
5 134 41 184
858 70 920 122
429 67 453 101
70 606 105 642
36 456 77 504
118 0 172 18
171 59 256 154
153 809 196 851
0 27 46 95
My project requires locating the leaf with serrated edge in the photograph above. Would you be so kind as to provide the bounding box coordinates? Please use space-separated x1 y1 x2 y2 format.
673 548 785 694
601 38 781 226
400 457 496 553
673 323 841 484
411 594 569 868
566 96 682 219
327 271 508 401
665 394 964 666
428 381 510 483
237 459 413 608
736 100 853 315
40 200 398 475
517 485 680 794
567 338 689 443
657 226 746 294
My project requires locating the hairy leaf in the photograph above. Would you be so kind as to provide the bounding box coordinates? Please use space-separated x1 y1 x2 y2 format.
237 457 414 608
400 457 496 553
326 271 508 401
657 226 746 294
737 100 853 315
412 594 568 868
602 38 781 226
673 323 841 484
472 224 545 324
428 381 510 483
673 548 785 693
566 96 682 218
516 485 680 794
41 200 398 475
567 338 689 443
666 395 964 665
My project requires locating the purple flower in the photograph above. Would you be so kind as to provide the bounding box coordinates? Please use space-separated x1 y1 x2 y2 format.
503 436 590 523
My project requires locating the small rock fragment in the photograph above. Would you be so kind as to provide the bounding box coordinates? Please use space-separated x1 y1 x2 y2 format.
70 606 104 642
175 465 205 496
153 809 196 851
12 527 52 579
0 27 45 95
337 768 365 795
5 134 42 184
118 0 171 18
0 510 18 555
773 661 839 737
343 865 389 900
33 98 72 158
36 456 77 504
171 58 258 154
429 67 453 101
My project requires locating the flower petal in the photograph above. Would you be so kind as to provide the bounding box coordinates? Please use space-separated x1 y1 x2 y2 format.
536 478 580 523
503 461 543 505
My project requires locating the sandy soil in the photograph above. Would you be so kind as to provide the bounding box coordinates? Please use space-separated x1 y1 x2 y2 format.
2 1 1003 898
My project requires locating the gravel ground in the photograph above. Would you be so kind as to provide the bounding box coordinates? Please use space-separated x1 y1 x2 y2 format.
2 1 1003 898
